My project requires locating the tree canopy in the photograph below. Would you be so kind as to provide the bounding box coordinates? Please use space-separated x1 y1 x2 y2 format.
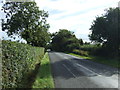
50 29 82 52
89 7 120 52
2 2 50 47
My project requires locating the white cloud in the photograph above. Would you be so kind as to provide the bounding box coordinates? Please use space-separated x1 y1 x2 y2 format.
35 0 119 41
1 0 119 42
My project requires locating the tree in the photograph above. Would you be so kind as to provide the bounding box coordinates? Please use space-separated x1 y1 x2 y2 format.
89 7 120 53
78 39 83 45
2 2 50 47
24 26 51 47
51 29 80 52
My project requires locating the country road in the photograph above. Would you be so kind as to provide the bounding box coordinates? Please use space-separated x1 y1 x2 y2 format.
48 52 119 88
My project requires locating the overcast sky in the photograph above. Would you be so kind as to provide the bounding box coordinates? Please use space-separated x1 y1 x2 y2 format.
35 0 119 42
0 0 119 42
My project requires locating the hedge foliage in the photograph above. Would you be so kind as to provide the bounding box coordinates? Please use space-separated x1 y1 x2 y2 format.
2 40 44 88
72 49 89 56
80 45 100 52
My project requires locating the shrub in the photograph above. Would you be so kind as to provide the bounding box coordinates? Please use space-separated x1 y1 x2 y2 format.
80 44 99 52
91 47 119 57
2 40 44 88
72 49 89 56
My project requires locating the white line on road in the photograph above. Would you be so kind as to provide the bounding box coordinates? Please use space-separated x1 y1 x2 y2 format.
62 64 76 78
76 63 99 75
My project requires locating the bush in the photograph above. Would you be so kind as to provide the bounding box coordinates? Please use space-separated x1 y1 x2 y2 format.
91 47 119 57
80 44 100 52
2 40 44 88
72 49 89 56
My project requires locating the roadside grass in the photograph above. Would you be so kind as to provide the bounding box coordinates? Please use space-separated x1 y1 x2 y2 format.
32 52 54 88
69 53 120 68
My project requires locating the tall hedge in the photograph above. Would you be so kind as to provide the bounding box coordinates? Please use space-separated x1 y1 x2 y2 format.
2 40 44 88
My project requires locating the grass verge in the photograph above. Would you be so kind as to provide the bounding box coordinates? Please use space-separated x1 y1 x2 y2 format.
32 52 54 88
69 53 119 68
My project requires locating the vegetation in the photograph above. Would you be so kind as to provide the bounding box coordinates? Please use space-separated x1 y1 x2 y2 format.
72 49 89 56
69 7 120 61
50 29 83 52
69 53 119 68
89 7 120 57
32 53 54 88
70 43 119 68
2 1 53 88
1 1 119 88
2 2 50 47
2 40 44 88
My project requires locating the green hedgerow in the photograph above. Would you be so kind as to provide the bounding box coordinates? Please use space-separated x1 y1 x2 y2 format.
2 40 44 88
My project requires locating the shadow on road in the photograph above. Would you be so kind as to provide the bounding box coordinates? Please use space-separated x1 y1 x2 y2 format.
48 52 118 80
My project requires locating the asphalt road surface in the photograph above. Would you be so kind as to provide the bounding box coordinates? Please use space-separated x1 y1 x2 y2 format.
48 52 119 88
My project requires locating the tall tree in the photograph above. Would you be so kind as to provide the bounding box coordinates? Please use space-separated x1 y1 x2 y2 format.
89 7 120 53
2 2 50 47
51 29 80 52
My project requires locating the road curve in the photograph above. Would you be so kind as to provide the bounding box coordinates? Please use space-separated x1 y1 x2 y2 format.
48 52 119 88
